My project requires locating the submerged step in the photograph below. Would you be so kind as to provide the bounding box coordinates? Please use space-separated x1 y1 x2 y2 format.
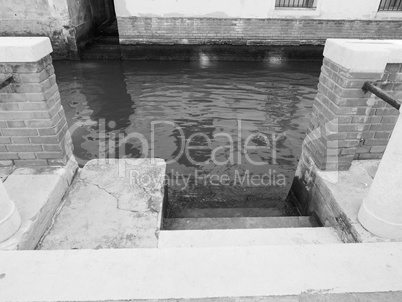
163 216 320 230
172 207 288 218
158 227 342 248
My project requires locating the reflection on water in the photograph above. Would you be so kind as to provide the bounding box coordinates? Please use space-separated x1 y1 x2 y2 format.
54 60 321 214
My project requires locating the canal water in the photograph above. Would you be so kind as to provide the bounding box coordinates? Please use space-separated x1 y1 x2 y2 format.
54 60 321 216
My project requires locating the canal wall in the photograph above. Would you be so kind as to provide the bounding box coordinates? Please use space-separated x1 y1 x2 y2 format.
0 0 111 59
115 0 402 46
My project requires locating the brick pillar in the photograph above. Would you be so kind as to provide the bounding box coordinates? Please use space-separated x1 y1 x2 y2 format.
302 39 402 172
0 37 73 167
292 39 402 216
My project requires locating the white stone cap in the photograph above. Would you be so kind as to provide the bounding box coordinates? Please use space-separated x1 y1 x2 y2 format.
324 39 402 73
0 37 53 63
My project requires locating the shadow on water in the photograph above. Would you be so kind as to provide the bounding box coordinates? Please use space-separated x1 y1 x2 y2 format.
54 59 322 216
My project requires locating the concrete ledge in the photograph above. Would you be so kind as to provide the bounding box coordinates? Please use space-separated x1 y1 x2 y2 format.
323 39 402 73
158 227 341 248
0 37 53 63
0 160 78 250
39 159 166 249
1 243 402 301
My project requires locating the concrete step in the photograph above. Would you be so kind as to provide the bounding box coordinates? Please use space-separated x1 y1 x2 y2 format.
172 207 289 218
158 227 342 248
2 243 402 301
163 216 320 230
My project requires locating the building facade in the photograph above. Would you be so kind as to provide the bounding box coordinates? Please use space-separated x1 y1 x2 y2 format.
0 0 401 58
0 0 115 59
116 0 402 46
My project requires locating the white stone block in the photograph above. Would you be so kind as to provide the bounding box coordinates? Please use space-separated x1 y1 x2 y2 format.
0 37 53 63
324 39 402 73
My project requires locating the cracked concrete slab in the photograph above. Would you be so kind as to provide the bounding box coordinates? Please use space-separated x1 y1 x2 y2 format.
39 159 166 250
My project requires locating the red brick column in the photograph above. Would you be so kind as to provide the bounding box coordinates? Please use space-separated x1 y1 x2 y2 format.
302 49 401 172
0 38 73 167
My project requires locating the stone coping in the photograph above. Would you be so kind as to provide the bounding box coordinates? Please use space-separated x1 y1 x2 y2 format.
323 39 402 73
0 37 52 63
1 243 402 301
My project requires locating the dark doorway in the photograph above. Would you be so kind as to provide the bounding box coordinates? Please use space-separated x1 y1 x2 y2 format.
82 0 120 59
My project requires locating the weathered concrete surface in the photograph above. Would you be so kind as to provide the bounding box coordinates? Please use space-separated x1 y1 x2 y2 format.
2 243 402 301
39 159 166 249
0 159 78 250
292 159 402 243
158 227 341 248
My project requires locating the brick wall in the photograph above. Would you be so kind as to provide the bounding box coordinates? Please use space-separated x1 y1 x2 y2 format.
302 59 402 171
0 55 73 166
117 18 402 45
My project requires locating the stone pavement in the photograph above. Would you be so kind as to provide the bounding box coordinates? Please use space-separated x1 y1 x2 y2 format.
1 243 402 301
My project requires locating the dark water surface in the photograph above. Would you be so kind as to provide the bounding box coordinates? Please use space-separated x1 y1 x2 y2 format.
54 60 321 215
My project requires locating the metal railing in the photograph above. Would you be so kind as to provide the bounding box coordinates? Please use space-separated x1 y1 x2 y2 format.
363 82 401 110
378 0 402 11
275 0 315 8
